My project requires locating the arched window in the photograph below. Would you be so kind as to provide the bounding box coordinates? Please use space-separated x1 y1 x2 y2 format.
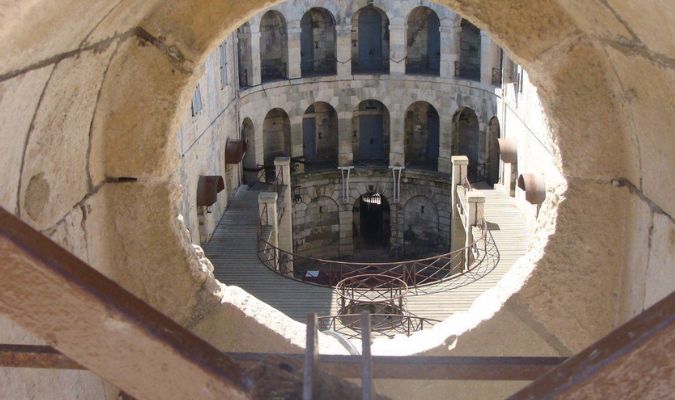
237 23 253 88
458 19 481 81
352 7 390 74
453 107 482 180
260 11 288 82
405 102 440 170
303 102 338 170
406 7 440 75
263 109 291 165
301 8 337 76
354 100 390 164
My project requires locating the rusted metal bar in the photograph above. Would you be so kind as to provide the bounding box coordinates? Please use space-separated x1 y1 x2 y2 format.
303 313 318 400
0 208 249 400
0 344 567 381
509 292 675 400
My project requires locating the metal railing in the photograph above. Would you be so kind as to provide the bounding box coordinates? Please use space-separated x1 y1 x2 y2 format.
257 218 491 288
318 313 440 339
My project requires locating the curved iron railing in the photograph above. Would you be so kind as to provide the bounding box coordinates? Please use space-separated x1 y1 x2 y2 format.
318 313 440 339
257 218 490 289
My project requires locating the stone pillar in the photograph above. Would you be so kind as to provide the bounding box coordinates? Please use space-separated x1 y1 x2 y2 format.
258 191 279 256
274 156 293 256
287 20 302 79
438 115 453 174
336 24 352 78
464 192 486 271
389 115 405 167
503 161 513 197
450 156 468 252
440 19 461 79
480 31 491 86
338 109 354 167
250 28 262 86
389 20 406 75
339 207 354 256
290 116 304 173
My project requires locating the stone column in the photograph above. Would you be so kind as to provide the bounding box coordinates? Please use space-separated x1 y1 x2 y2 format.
389 20 406 75
339 207 354 256
287 20 302 79
440 19 461 79
464 192 485 271
438 114 453 174
258 192 279 269
336 24 352 78
250 28 262 86
450 156 468 252
338 108 354 166
274 157 294 274
480 31 491 86
389 115 405 167
290 116 304 173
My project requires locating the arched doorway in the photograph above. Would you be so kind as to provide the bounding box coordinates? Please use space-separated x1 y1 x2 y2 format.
352 7 390 74
405 101 440 170
406 7 441 75
458 19 481 81
353 192 391 253
263 109 291 166
354 100 390 165
237 23 253 87
303 102 338 170
488 117 501 185
260 11 288 82
241 118 256 185
453 108 481 180
301 8 337 76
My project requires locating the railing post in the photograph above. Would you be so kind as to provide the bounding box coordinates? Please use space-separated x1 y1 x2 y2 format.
275 157 294 275
464 193 486 272
451 156 469 253
258 192 279 270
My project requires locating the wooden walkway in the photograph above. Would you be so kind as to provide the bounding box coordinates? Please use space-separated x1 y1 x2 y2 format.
203 183 528 326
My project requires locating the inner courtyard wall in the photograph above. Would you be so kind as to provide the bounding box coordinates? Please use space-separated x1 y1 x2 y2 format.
0 0 673 399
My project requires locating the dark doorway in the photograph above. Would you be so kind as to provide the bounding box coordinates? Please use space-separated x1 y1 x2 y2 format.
353 7 390 73
353 193 390 251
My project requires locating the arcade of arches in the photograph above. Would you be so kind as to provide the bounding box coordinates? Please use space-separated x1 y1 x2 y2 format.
0 0 674 399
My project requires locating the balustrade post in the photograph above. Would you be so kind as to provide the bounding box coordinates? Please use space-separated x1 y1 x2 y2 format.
275 157 294 275
464 192 486 272
258 192 279 270
451 156 469 253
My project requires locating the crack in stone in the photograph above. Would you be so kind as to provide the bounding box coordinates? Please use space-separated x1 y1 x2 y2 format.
15 65 58 217
79 0 124 48
0 29 136 83
39 180 107 236
134 27 194 75
611 178 675 224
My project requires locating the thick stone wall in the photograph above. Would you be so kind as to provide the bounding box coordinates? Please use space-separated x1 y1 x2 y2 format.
0 0 673 399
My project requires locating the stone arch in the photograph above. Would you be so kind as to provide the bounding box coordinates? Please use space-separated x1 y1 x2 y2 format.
262 108 291 165
260 10 288 82
301 8 337 76
403 195 440 258
302 102 338 169
458 18 481 81
452 107 481 180
487 116 501 185
241 118 257 184
353 100 390 164
352 6 390 74
405 101 440 170
237 22 253 88
406 6 441 75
